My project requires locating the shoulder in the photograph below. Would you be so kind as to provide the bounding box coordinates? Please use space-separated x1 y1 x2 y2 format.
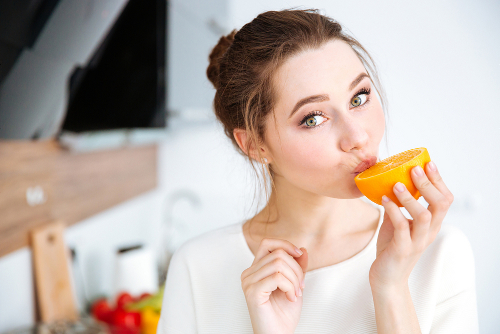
433 224 474 275
166 221 251 288
415 223 476 302
169 221 245 265
431 223 475 266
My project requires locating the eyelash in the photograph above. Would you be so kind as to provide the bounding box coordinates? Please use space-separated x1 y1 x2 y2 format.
298 87 372 129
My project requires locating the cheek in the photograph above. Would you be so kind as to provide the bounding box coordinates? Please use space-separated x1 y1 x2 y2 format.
277 137 349 196
371 105 386 140
275 133 342 180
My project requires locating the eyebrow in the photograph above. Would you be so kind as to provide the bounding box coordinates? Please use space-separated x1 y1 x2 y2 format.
287 72 370 120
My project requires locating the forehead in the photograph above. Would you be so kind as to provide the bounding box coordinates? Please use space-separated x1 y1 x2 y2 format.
272 39 366 115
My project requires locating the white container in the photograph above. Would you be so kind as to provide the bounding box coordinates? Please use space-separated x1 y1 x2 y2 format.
113 245 159 299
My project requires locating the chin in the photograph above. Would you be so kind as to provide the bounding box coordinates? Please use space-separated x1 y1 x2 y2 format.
324 182 364 200
349 179 365 197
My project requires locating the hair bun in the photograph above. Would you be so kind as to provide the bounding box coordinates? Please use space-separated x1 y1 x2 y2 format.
207 29 237 90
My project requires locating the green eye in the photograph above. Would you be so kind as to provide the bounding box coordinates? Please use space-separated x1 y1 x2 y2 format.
351 93 368 107
299 111 327 128
306 117 317 126
352 96 362 106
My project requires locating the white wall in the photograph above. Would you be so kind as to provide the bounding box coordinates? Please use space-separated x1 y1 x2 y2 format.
167 0 229 115
227 0 499 332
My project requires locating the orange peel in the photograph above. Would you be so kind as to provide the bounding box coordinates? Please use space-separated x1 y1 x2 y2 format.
354 147 431 207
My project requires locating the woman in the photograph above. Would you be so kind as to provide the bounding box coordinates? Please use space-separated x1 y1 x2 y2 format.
157 8 478 333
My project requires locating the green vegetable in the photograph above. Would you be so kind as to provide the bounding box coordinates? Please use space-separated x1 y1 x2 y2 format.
126 285 164 312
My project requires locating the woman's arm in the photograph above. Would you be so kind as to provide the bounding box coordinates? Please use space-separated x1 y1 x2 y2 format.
371 284 421 334
369 161 455 333
429 226 479 333
371 227 479 334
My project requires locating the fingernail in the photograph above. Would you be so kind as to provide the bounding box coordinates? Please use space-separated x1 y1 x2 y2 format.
428 161 437 171
395 182 406 193
298 288 302 296
382 195 390 203
301 279 305 289
413 165 424 176
293 295 297 302
295 247 303 255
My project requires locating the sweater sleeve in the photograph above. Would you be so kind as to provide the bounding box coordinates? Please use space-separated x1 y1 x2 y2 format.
157 245 197 334
429 226 479 334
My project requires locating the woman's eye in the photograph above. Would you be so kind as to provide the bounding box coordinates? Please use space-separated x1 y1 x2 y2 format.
304 114 327 127
351 93 368 107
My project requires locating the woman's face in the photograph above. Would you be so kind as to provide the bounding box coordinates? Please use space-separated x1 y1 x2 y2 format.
263 39 385 199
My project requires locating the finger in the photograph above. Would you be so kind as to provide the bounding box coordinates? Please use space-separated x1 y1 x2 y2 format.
423 162 453 238
254 272 297 302
253 238 303 264
242 248 304 293
392 182 431 245
411 165 446 207
296 247 308 288
411 165 450 222
410 164 450 242
243 256 302 298
381 195 411 247
425 161 455 205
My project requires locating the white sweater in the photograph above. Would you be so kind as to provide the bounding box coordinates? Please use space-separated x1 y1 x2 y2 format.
157 204 479 333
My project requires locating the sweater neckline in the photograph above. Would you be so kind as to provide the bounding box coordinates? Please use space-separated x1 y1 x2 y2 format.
238 204 385 276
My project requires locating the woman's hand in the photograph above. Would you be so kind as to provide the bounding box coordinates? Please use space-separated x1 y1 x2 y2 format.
241 238 308 334
369 161 454 291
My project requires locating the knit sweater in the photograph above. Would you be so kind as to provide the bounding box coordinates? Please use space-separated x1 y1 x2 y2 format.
157 204 479 333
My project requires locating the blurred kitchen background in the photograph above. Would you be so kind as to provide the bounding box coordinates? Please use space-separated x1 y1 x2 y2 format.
0 0 499 333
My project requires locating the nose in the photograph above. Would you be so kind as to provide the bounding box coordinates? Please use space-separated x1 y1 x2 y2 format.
338 114 369 152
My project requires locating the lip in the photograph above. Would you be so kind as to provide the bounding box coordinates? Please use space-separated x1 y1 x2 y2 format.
352 155 378 174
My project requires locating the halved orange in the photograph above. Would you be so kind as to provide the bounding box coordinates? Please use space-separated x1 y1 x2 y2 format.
354 147 431 207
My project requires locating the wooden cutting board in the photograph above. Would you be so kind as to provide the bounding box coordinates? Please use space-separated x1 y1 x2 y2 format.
31 221 78 322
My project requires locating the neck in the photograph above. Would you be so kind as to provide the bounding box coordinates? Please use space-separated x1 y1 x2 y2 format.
250 175 369 244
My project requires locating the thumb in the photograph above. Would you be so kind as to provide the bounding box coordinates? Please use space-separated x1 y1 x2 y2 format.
295 247 308 278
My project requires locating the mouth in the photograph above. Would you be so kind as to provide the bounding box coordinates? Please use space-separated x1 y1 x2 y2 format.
352 156 377 175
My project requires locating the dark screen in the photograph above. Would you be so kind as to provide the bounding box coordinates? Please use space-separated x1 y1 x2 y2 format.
61 0 166 133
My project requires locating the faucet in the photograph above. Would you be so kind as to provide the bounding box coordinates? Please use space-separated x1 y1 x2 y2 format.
158 189 201 284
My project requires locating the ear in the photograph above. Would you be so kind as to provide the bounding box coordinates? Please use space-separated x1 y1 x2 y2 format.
233 128 266 162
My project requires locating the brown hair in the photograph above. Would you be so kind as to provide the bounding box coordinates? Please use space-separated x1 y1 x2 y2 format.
206 8 388 222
